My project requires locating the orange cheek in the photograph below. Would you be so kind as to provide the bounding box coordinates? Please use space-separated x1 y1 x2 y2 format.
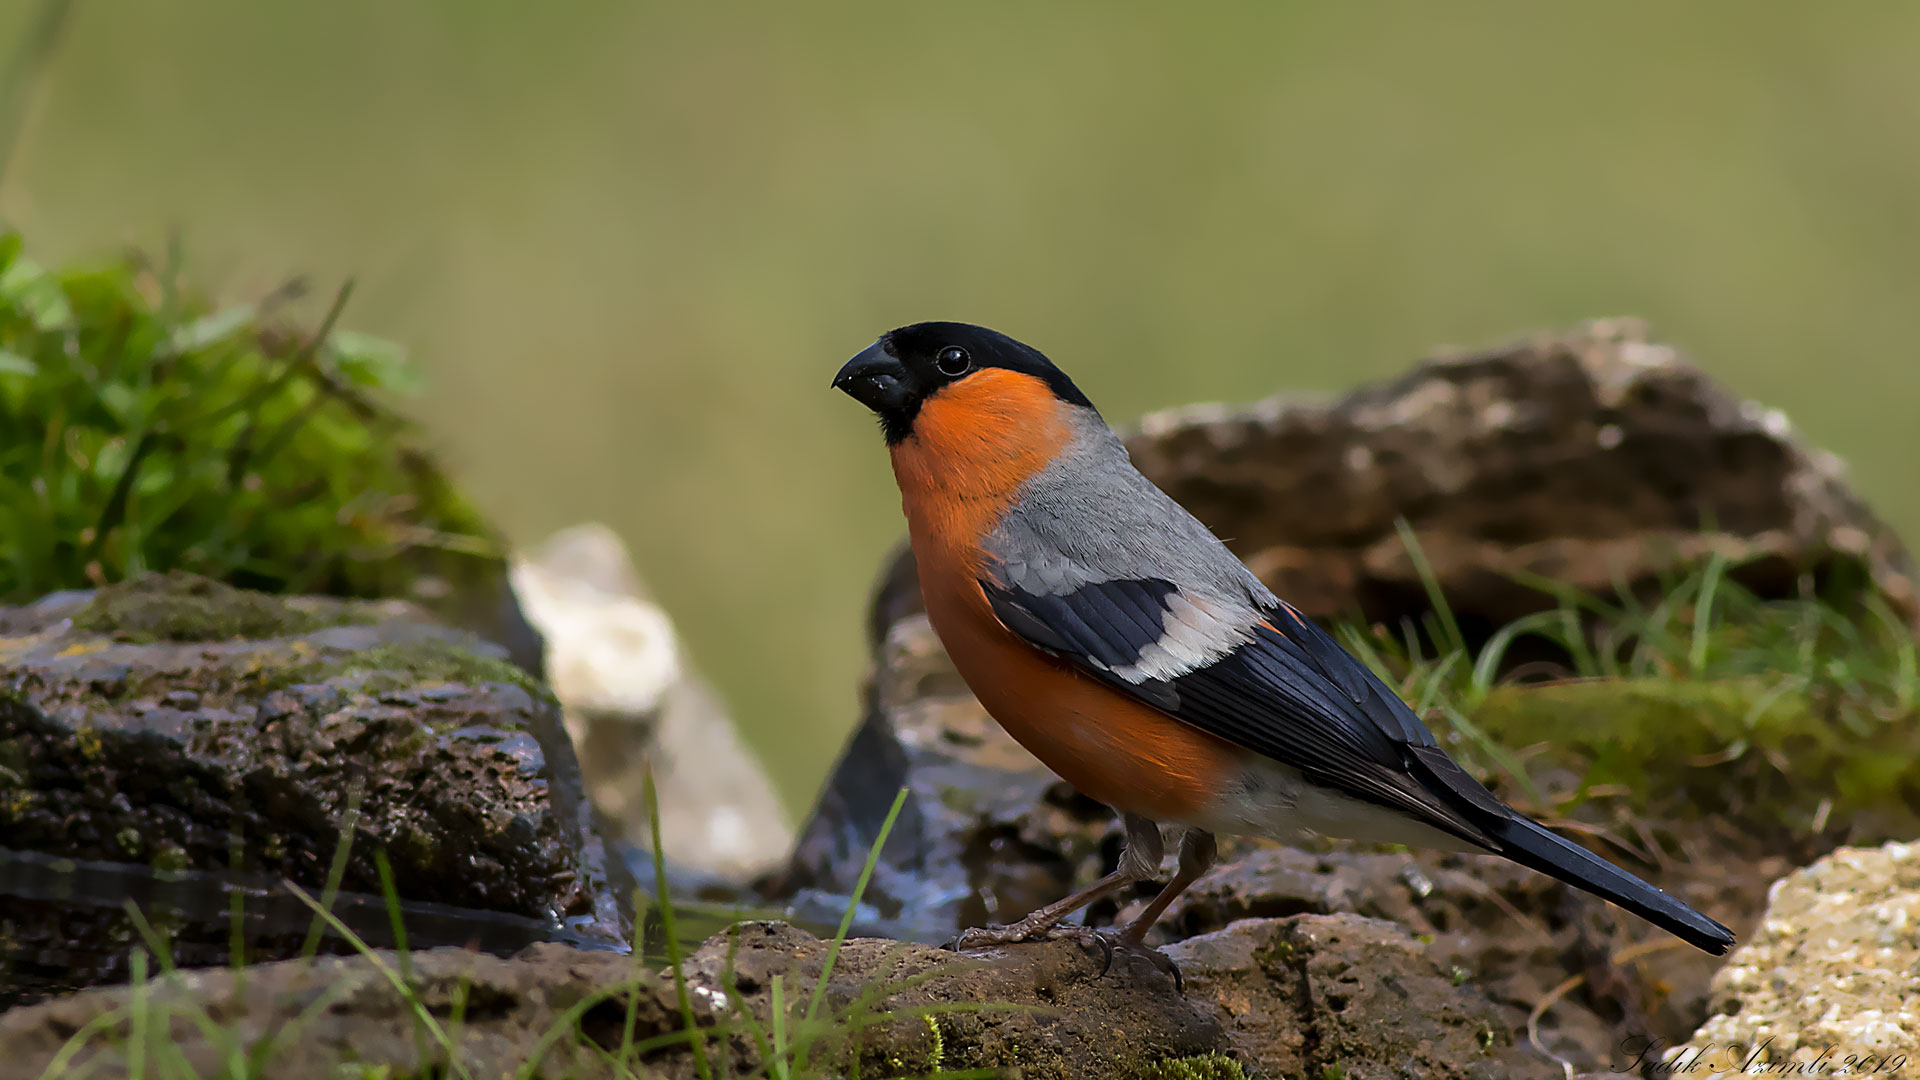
887 369 1072 560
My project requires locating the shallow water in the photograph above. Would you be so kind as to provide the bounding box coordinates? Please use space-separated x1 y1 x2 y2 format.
0 846 782 1008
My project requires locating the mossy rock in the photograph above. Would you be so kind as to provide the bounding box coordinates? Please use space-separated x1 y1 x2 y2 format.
0 574 628 1005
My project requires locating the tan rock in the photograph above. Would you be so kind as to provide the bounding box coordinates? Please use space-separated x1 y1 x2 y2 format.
1673 841 1918 1076
511 524 790 881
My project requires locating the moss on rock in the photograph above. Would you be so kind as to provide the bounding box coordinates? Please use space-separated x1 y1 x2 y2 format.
1465 677 1920 835
71 570 355 643
291 637 552 703
1137 1053 1248 1080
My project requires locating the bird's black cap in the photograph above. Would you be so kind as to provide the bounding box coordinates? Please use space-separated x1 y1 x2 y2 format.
833 322 1094 443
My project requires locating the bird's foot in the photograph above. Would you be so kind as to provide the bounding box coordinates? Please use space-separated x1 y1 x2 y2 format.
949 923 1183 992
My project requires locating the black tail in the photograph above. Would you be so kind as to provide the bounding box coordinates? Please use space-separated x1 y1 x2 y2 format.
1488 815 1736 955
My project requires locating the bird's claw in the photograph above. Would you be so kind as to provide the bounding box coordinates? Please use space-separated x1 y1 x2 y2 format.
948 923 1183 992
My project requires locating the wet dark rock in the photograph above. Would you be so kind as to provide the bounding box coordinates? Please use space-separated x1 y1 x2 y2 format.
1 923 1233 1080
406 545 551 681
1168 914 1555 1079
0 573 631 1006
3 915 1560 1078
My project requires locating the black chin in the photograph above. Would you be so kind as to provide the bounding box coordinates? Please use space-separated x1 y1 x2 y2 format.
872 406 917 445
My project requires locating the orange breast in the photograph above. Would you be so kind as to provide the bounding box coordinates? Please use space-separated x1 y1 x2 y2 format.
888 370 1241 823
918 567 1241 822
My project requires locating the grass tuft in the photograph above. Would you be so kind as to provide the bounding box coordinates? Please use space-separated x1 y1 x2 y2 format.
1337 548 1920 833
0 230 497 605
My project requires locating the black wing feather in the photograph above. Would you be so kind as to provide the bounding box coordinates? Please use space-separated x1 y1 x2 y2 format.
979 572 1493 846
983 576 1185 712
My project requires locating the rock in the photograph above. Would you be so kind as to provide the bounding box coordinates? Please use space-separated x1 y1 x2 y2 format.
1167 914 1554 1079
677 921 1226 1079
1129 318 1917 630
874 319 1917 639
772 610 1118 944
0 571 632 1006
0 941 656 1080
510 523 791 883
1673 841 1919 1074
1129 840 1765 1072
403 545 551 681
0 923 1235 1079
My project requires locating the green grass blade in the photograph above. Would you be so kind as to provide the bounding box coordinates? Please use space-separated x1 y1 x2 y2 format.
792 785 909 1074
1468 610 1571 700
1412 651 1464 717
300 780 363 959
374 850 434 1075
1395 518 1465 658
1335 621 1401 688
122 902 249 1079
720 940 778 1080
283 879 470 1080
615 886 650 1074
1441 703 1545 805
647 768 716 1080
34 1005 132 1080
1557 601 1599 677
127 947 149 1080
511 987 637 1080
802 786 908 1028
1868 596 1918 711
769 974 790 1080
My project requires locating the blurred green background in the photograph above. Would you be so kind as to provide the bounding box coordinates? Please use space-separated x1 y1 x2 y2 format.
4 2 1915 815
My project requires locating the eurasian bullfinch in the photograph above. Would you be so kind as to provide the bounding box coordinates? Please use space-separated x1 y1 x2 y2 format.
834 321 1735 960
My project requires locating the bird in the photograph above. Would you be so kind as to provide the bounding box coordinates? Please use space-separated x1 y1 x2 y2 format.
832 321 1736 966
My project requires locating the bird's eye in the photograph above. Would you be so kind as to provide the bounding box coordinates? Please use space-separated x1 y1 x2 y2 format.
934 346 972 377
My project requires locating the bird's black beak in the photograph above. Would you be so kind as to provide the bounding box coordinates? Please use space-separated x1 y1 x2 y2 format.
832 342 914 412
